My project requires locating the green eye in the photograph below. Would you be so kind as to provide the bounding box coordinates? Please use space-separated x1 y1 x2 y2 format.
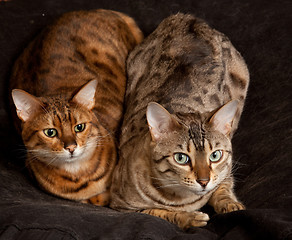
174 153 190 165
209 150 223 163
74 123 86 133
43 128 57 138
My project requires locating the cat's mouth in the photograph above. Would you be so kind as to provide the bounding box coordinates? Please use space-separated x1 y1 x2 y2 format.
64 151 83 162
196 189 209 195
66 155 77 161
186 183 213 195
62 142 95 163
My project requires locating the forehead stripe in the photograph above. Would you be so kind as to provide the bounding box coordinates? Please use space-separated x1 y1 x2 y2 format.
189 122 205 151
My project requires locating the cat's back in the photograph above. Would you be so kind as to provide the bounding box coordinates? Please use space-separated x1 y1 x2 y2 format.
122 13 249 142
11 9 142 95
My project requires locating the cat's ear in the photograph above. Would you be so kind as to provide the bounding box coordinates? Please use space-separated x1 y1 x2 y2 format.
146 102 180 141
11 89 43 122
209 100 239 136
72 79 97 110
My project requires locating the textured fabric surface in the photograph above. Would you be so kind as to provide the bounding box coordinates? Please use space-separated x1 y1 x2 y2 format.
0 0 291 239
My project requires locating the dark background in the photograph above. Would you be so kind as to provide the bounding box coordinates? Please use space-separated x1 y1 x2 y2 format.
0 0 291 239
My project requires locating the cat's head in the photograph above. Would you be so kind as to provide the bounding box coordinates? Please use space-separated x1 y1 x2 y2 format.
146 100 238 195
11 80 99 169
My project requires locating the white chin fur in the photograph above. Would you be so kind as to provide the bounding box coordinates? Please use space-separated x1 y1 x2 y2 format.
51 146 86 165
61 141 97 173
61 143 96 173
186 181 217 195
32 140 97 173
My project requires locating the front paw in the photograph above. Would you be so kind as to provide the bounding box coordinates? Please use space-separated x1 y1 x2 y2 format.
215 200 245 214
179 211 210 229
141 209 209 229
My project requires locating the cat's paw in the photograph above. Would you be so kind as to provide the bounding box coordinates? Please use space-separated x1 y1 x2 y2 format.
82 191 110 206
141 209 209 229
215 200 245 214
179 211 209 229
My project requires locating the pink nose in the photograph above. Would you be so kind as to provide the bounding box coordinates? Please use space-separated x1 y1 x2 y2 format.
196 179 209 188
65 144 76 153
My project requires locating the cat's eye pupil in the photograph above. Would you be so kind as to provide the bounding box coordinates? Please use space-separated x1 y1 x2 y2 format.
44 128 57 137
174 153 189 165
209 150 222 163
75 123 85 133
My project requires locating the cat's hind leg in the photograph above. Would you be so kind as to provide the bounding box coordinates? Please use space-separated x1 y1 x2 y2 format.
139 209 209 229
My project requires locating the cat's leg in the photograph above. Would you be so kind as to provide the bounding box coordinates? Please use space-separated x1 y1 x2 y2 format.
82 190 110 206
139 209 209 229
208 179 245 214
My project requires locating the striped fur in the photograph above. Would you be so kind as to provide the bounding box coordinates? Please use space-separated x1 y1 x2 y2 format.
9 9 143 205
110 13 248 228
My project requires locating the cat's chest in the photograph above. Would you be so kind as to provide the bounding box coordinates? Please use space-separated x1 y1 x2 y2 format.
143 181 213 212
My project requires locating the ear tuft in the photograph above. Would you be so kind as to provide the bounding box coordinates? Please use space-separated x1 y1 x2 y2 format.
146 102 179 141
72 79 98 110
209 100 239 136
11 89 43 122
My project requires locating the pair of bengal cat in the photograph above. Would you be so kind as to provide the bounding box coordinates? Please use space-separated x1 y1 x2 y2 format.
9 9 249 229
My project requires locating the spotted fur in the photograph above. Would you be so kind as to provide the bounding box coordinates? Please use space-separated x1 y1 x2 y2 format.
9 9 143 205
110 13 249 228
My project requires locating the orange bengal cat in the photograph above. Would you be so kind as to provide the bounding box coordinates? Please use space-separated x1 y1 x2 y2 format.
9 9 143 205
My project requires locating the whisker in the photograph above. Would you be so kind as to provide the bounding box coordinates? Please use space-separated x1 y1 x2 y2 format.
45 156 59 167
149 176 178 183
155 183 181 189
